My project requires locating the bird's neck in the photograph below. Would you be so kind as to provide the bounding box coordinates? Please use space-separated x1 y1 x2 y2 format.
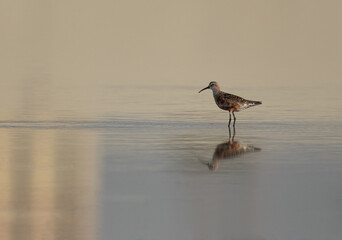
212 88 220 96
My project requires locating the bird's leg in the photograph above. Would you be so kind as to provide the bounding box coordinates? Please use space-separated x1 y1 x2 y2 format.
232 124 236 141
228 112 232 127
228 124 231 139
232 111 236 127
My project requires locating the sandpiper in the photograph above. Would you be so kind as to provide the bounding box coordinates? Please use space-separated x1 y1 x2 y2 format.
199 81 262 126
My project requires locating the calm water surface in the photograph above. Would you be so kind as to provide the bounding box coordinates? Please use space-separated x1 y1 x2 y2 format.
0 83 342 240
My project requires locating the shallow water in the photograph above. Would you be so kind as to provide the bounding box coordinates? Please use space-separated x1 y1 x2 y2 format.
0 82 342 240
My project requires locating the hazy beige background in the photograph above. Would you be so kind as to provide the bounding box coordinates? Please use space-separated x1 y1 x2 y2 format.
1 0 342 121
1 0 341 88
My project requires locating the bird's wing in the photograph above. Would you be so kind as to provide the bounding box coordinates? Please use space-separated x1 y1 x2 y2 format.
221 92 247 103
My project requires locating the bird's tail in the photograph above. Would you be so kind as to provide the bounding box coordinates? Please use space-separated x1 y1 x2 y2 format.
247 100 262 107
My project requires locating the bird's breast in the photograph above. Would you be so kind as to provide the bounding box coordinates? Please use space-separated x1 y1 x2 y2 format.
216 100 231 111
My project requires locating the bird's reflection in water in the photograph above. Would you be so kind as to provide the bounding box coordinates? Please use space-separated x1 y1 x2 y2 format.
205 126 261 171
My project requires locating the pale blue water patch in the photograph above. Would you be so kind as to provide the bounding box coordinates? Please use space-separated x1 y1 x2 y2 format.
97 118 342 240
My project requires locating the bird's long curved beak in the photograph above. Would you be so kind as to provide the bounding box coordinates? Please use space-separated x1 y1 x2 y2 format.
198 86 210 93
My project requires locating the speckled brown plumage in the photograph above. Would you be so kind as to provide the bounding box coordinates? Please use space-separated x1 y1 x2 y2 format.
215 91 261 112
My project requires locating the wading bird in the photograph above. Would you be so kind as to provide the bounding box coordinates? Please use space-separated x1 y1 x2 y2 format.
199 81 262 126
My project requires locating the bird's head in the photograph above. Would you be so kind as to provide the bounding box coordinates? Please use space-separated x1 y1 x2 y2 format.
198 81 220 93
